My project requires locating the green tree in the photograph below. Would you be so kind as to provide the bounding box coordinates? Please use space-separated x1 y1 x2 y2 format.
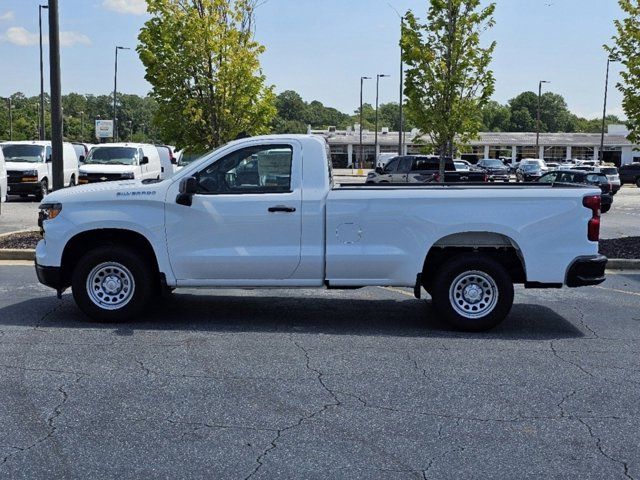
481 100 510 131
138 0 276 151
606 0 640 143
507 91 575 132
401 0 496 181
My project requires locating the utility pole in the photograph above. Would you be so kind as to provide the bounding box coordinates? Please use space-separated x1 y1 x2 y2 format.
39 4 49 140
600 56 619 162
374 74 390 164
359 76 371 169
113 46 130 142
79 110 84 142
48 0 64 191
388 3 404 156
536 80 550 156
4 97 13 141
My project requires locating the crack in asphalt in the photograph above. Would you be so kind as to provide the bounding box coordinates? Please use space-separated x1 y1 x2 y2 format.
0 374 83 467
0 364 86 376
32 298 66 332
578 418 635 480
550 342 594 378
244 340 342 480
572 304 599 338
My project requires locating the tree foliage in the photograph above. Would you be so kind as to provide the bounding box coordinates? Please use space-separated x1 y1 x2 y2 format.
138 0 276 151
401 0 497 175
606 0 640 143
271 90 352 133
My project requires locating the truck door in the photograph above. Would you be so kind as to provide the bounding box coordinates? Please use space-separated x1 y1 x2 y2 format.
165 141 302 281
394 157 412 182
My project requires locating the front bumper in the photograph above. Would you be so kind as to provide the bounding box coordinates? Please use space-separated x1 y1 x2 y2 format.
566 255 607 287
35 262 63 290
8 182 40 195
489 173 510 181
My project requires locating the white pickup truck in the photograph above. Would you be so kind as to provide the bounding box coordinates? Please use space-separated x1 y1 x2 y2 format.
35 135 607 331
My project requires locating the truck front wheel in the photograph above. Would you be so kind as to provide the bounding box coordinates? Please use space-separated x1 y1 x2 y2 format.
431 254 514 331
72 246 153 322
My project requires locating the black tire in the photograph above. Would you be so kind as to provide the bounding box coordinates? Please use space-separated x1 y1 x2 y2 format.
72 246 154 322
602 204 611 214
636 178 640 188
69 175 76 187
35 179 48 201
430 254 514 332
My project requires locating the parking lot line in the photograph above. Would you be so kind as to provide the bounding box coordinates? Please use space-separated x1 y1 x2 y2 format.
379 286 415 297
593 285 640 297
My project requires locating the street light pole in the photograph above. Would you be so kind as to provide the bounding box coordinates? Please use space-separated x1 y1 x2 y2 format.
600 56 619 162
375 74 390 164
79 111 84 142
3 97 13 141
113 46 130 142
536 80 550 155
388 3 404 156
39 4 49 141
359 76 371 169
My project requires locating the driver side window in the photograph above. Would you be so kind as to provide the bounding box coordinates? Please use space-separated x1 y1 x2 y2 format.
384 158 400 173
197 145 293 195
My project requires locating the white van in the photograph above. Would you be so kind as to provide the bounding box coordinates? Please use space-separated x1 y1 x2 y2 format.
0 147 7 205
79 143 163 184
2 141 79 200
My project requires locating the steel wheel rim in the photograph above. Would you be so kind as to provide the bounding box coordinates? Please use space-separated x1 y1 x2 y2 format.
449 270 499 319
86 262 135 310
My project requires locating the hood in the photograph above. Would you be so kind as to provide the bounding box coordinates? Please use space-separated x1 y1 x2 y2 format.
5 161 44 172
41 178 160 204
79 164 137 175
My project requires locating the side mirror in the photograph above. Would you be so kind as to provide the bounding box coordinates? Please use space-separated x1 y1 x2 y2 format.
78 155 85 163
375 166 384 175
176 176 198 206
140 156 149 165
46 155 52 163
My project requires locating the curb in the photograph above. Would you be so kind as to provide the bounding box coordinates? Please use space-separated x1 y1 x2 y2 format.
0 249 35 261
0 229 39 240
607 258 640 270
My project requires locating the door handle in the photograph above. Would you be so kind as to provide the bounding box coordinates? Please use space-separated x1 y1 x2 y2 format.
268 206 296 213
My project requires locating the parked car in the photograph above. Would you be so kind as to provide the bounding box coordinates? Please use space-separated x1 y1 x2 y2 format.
516 163 544 182
546 162 560 170
454 160 471 171
366 155 487 184
79 143 163 184
536 170 613 213
476 158 510 182
36 134 607 332
594 166 621 194
520 158 548 171
619 162 640 187
71 142 94 164
0 146 6 206
376 153 400 169
2 141 79 200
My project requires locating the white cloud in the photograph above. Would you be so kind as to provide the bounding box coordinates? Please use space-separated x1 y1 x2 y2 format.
0 27 91 47
1 27 38 46
60 31 92 47
0 11 15 21
102 0 147 15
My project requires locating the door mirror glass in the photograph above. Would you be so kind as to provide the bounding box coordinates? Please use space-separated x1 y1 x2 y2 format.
140 156 149 165
375 166 383 175
46 155 52 163
78 155 85 163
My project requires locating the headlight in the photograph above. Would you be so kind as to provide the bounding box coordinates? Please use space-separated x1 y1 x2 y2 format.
38 202 63 223
120 172 135 180
23 170 38 177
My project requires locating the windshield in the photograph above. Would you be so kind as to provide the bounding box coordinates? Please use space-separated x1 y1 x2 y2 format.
522 164 540 172
482 160 504 167
600 168 618 175
85 147 138 165
2 144 45 163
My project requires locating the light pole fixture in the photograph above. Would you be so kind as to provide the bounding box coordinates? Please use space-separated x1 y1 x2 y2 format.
127 120 133 140
388 3 405 156
600 55 619 162
536 80 551 154
375 74 390 163
359 76 371 169
79 110 84 141
39 4 49 140
113 46 130 142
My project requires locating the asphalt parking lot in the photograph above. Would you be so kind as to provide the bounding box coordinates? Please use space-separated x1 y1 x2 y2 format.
2 184 639 238
0 264 639 479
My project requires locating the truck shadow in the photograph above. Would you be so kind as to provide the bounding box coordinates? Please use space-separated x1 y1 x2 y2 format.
0 291 585 340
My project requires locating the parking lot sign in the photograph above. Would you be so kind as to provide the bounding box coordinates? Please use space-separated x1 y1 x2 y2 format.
95 120 114 139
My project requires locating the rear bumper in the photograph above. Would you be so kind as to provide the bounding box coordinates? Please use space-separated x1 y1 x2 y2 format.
35 262 63 290
566 255 607 287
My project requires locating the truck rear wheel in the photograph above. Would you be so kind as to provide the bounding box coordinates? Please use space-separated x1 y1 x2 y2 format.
72 246 153 322
431 254 514 331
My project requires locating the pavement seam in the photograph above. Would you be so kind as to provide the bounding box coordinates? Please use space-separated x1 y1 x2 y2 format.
577 418 635 480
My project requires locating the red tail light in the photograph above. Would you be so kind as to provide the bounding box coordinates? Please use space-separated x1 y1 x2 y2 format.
433 173 441 183
583 195 601 242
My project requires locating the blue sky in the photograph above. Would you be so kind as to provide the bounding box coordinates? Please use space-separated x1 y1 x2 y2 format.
0 0 625 119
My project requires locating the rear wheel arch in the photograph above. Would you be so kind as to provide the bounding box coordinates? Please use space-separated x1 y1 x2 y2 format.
421 232 526 290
